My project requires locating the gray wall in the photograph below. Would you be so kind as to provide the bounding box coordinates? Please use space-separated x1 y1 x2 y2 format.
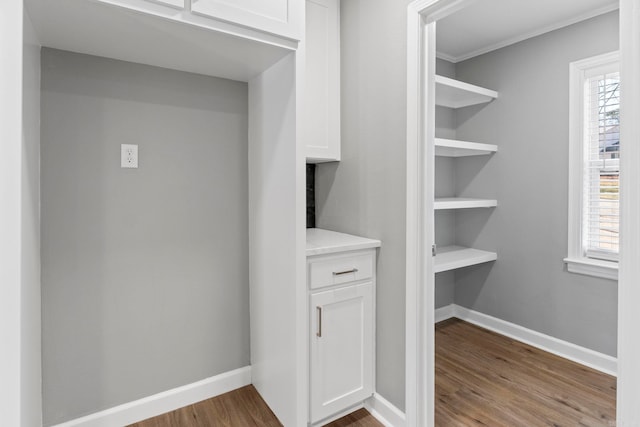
315 0 412 411
452 12 619 356
22 11 42 427
41 49 249 425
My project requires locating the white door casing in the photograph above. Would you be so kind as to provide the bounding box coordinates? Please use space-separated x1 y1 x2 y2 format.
407 1 640 426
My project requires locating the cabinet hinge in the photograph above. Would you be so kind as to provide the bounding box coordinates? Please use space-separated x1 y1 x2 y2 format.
432 244 437 257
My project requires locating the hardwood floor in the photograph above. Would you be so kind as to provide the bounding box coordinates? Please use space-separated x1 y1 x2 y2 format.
128 386 281 427
128 385 382 427
324 409 383 427
131 319 616 427
435 318 616 426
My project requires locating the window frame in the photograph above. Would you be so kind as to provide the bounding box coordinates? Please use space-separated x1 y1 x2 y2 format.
565 51 620 281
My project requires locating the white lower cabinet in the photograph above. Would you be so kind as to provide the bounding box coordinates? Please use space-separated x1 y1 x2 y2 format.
307 250 375 424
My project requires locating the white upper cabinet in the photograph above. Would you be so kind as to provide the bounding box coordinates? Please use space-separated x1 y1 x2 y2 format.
148 0 183 8
191 0 302 40
304 0 341 163
29 0 297 83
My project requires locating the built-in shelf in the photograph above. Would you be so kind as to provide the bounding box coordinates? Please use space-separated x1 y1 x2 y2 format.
435 75 498 109
434 198 497 210
435 138 498 157
434 245 497 273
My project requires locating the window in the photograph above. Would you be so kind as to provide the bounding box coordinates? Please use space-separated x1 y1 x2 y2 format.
566 51 619 280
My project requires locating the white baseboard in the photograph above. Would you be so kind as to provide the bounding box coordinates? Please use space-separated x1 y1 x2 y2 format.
437 304 617 377
312 402 365 427
51 366 252 427
434 304 456 323
365 393 406 427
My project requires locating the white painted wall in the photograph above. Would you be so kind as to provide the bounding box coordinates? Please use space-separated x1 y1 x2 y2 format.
0 2 24 426
22 10 42 427
248 52 307 427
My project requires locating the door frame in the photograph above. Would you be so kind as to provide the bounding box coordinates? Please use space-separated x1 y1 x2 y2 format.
616 0 640 424
0 1 24 425
405 1 640 426
405 1 474 425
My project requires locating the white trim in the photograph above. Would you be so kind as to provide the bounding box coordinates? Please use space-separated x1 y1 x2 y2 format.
405 3 430 427
450 306 617 377
564 257 618 280
436 2 619 63
405 4 433 427
435 51 457 63
0 1 23 425
618 0 640 424
365 393 406 427
434 304 456 323
51 366 252 427
405 2 477 426
311 402 365 427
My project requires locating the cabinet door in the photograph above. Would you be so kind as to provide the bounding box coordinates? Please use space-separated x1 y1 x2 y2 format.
304 0 340 163
310 282 374 423
191 0 301 40
145 0 183 8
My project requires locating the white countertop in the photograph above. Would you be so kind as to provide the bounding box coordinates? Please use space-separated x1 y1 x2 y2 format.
306 228 381 257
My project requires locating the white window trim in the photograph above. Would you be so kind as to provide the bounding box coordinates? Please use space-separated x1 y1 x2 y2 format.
565 50 619 281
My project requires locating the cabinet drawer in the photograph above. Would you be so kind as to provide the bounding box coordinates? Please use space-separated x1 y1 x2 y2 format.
309 253 373 289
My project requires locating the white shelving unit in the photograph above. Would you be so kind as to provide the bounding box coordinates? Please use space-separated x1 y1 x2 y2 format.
435 75 498 109
434 198 497 210
434 246 497 273
435 138 497 157
434 76 498 274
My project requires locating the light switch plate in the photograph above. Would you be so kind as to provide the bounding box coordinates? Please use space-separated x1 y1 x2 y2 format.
121 144 138 168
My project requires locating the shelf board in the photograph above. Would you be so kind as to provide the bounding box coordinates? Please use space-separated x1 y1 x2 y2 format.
434 246 497 273
434 198 497 210
435 138 497 157
435 75 498 109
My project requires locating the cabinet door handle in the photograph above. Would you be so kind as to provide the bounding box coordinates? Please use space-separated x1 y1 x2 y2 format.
316 306 322 337
333 268 358 276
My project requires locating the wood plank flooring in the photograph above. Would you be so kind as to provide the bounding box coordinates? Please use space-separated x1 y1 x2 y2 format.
131 319 616 426
128 386 281 427
324 409 384 427
435 318 616 426
128 385 382 427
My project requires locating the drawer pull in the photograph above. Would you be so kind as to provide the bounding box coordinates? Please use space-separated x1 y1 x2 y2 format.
332 268 359 276
317 306 322 337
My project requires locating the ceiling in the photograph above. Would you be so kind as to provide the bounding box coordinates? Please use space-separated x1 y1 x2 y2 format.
436 0 619 63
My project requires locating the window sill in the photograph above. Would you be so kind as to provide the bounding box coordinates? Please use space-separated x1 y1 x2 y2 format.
564 257 619 281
